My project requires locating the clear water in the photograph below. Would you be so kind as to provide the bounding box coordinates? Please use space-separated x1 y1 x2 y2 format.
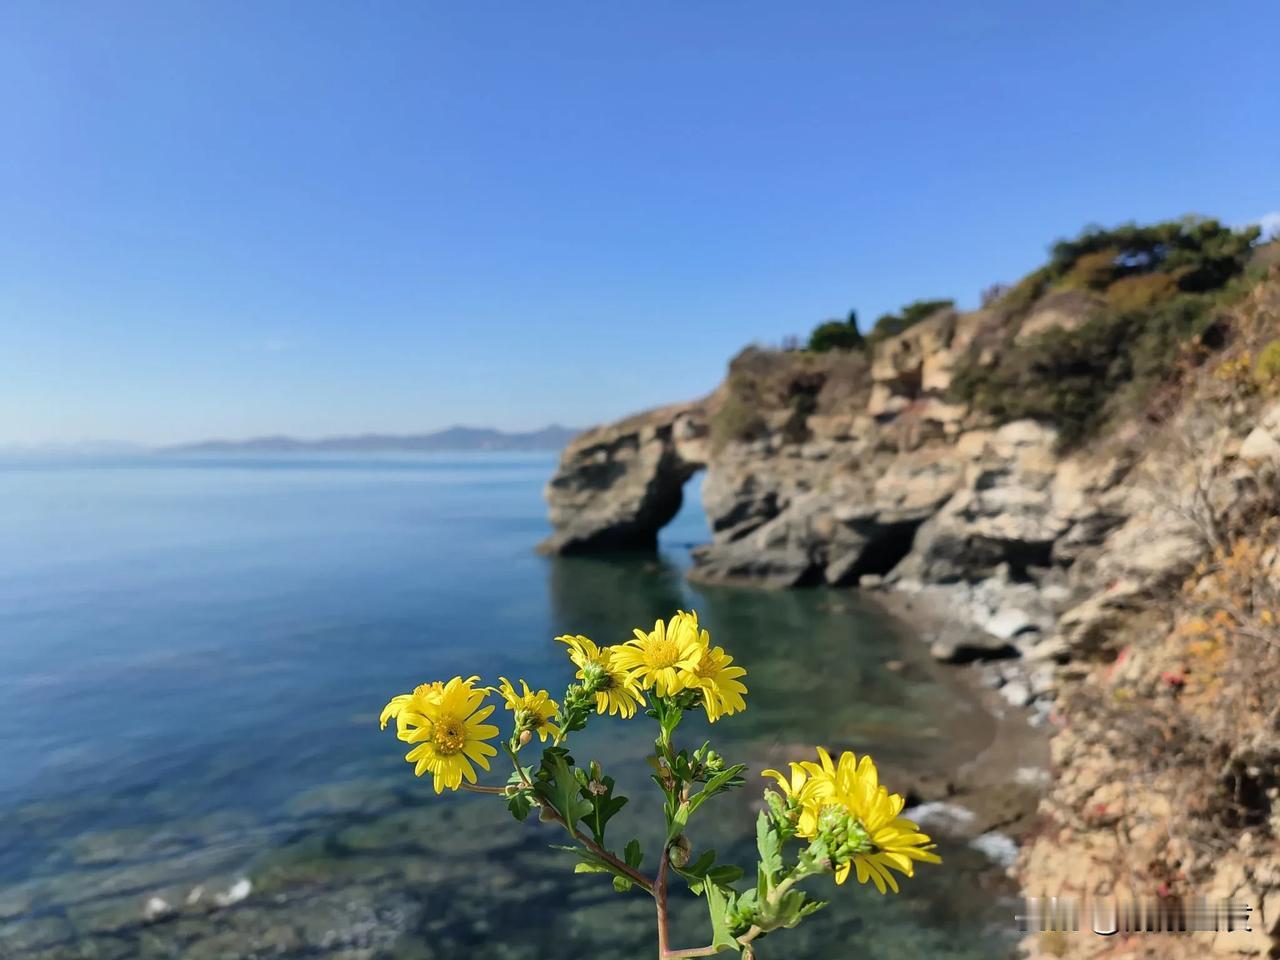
0 455 1017 959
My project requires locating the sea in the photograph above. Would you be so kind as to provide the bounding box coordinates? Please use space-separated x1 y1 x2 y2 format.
0 453 1018 959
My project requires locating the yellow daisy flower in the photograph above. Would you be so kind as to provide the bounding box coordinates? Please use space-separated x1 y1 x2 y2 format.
497 677 560 742
556 634 647 718
763 747 940 894
683 642 748 722
396 676 500 793
613 614 703 697
379 677 465 736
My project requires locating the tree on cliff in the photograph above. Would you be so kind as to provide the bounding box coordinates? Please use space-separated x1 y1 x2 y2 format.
807 310 864 352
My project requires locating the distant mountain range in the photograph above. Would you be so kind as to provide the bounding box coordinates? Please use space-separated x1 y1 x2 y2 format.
159 425 579 454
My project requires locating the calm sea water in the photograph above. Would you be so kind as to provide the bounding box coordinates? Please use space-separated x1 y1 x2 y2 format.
0 454 1016 959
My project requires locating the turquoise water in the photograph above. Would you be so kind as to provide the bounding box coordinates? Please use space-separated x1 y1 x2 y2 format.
0 455 1016 958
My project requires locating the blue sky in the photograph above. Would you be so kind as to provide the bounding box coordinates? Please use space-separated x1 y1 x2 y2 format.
2 2 1276 444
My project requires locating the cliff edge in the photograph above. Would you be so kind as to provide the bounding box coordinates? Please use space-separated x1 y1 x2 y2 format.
543 219 1280 958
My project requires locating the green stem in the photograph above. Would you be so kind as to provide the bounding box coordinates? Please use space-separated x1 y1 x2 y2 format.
658 873 801 958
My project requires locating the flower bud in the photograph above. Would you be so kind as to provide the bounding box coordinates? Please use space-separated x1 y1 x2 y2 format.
580 661 608 693
702 750 725 775
668 834 692 868
589 760 602 781
518 729 533 746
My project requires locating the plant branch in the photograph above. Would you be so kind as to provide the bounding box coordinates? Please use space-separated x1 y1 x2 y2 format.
459 783 507 795
502 742 654 895
657 874 801 958
656 841 671 957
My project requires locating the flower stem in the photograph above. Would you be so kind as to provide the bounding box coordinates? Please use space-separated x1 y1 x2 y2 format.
655 841 672 958
459 783 506 795
656 873 798 957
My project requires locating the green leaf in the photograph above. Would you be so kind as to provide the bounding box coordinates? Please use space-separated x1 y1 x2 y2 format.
687 763 747 816
624 839 644 869
704 882 741 954
673 847 716 894
755 810 782 880
666 801 690 843
582 775 628 846
535 753 592 834
685 849 716 877
506 790 533 822
706 864 744 888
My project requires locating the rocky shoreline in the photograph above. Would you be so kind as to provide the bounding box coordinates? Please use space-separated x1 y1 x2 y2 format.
540 263 1280 957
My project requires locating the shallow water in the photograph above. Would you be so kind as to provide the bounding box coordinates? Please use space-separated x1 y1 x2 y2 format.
0 454 1017 958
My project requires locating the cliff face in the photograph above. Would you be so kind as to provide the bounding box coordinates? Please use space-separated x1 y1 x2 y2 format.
543 249 1280 957
537 401 710 554
543 299 1130 619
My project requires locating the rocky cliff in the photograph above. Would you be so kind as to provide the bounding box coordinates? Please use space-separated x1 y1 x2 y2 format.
543 224 1280 958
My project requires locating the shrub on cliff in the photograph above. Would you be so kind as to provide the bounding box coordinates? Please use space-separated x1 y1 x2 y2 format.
867 298 954 347
1254 339 1280 390
807 311 864 352
951 218 1263 446
1046 217 1259 293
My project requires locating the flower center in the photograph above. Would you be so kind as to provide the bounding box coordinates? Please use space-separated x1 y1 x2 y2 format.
648 638 679 668
432 717 466 755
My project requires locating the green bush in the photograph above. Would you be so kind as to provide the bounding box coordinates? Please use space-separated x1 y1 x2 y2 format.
950 217 1263 446
709 392 765 451
867 298 954 346
1255 340 1280 388
807 312 864 352
951 294 1222 447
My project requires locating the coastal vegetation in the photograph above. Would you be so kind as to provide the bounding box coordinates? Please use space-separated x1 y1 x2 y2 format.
378 611 940 958
796 217 1267 448
950 217 1264 447
806 300 955 354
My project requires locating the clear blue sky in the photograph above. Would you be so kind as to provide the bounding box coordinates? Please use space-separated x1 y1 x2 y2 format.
2 1 1276 444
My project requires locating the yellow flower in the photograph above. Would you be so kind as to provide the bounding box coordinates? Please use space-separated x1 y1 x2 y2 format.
497 677 560 742
763 747 940 894
392 676 499 793
379 677 470 737
556 634 647 718
683 641 748 722
613 613 703 697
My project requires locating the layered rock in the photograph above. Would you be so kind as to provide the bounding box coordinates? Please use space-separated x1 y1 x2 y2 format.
542 307 1116 608
537 400 709 554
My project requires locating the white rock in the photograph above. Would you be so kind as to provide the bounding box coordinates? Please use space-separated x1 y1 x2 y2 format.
1000 681 1031 707
985 607 1037 640
214 878 252 907
1014 766 1050 787
905 802 977 833
143 897 173 922
1240 425 1280 463
970 831 1019 867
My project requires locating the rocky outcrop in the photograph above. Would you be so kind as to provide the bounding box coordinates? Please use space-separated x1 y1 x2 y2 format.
542 263 1280 959
538 401 709 554
540 307 1121 610
542 308 1120 617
